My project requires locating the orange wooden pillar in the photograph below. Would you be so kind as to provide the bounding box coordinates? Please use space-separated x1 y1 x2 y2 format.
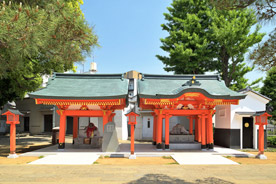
206 116 209 148
208 113 214 149
164 114 171 150
58 112 66 149
189 116 193 135
72 116 78 144
201 114 206 150
258 124 265 154
195 116 198 141
102 111 109 133
2 110 23 158
151 113 157 145
9 123 16 155
126 111 139 159
156 110 163 150
198 116 202 143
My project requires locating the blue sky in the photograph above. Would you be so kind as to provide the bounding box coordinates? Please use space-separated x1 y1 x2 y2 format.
77 0 273 83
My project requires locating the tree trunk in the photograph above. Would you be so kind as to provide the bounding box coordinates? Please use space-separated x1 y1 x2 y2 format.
220 46 231 87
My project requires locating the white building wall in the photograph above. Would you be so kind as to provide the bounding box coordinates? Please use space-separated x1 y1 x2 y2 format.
230 91 269 149
215 105 231 129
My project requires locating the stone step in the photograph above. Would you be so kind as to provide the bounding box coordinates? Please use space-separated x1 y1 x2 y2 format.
169 142 201 150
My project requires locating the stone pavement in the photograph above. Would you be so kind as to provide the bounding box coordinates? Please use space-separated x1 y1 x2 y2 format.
21 143 250 165
0 164 276 183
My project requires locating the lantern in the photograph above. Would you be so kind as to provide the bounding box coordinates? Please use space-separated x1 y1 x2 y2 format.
2 109 24 158
125 111 139 159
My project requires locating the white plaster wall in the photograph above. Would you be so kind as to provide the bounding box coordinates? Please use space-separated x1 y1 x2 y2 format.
215 105 231 129
113 109 128 140
134 115 143 140
142 115 153 139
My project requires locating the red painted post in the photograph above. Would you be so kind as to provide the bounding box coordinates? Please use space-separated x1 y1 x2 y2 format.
201 114 206 149
10 123 16 154
130 124 135 154
189 116 193 135
259 124 264 154
195 116 198 141
102 113 108 133
165 114 170 150
58 113 66 149
198 116 202 143
208 113 214 149
156 110 163 149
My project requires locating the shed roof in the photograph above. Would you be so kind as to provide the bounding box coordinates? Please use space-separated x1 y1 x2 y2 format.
138 74 246 99
29 73 129 100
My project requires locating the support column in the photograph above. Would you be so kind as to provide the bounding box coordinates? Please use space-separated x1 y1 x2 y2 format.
198 116 202 143
72 116 78 144
130 124 135 155
156 110 163 150
58 113 66 149
152 114 157 145
201 114 206 150
102 111 109 133
195 116 198 141
208 113 214 150
9 123 16 155
206 117 209 149
258 124 265 155
165 114 171 150
189 116 193 135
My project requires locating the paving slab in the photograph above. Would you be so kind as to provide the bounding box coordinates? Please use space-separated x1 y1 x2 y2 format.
172 153 239 165
28 153 99 165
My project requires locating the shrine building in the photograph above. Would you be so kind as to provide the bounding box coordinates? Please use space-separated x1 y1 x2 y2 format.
2 70 270 152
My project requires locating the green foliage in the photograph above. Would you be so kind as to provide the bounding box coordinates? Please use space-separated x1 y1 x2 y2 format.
267 136 276 146
0 0 98 106
156 0 218 74
210 0 276 71
157 0 264 90
210 8 265 88
260 67 276 120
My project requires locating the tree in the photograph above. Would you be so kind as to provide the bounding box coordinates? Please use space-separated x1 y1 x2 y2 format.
157 0 264 90
260 67 276 121
210 8 265 88
210 0 276 71
156 0 218 74
0 0 98 106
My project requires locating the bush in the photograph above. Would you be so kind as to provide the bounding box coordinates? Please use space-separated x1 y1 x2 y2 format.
267 136 276 145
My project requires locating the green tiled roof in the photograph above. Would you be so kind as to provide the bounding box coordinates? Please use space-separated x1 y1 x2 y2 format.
138 74 246 99
29 73 129 100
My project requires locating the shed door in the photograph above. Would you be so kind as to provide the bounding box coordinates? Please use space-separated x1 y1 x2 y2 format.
24 117 29 132
243 117 253 148
44 115 53 132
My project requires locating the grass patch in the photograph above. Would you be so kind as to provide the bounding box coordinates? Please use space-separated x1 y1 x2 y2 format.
38 156 44 159
93 161 99 164
225 156 232 158
104 155 110 158
162 156 172 159
238 162 242 165
266 147 276 152
167 162 179 165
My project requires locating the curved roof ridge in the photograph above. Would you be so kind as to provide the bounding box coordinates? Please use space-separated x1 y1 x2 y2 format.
140 73 220 80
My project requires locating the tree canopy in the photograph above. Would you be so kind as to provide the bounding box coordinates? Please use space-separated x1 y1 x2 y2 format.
157 0 264 90
0 0 98 106
210 0 276 71
260 67 276 121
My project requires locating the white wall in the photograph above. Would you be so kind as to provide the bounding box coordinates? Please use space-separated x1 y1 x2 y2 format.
215 105 231 129
230 91 269 149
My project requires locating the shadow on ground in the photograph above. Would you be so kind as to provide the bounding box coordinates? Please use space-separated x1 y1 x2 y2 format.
126 174 234 184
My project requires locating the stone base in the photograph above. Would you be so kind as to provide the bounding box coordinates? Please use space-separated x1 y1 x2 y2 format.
58 143 65 149
256 154 267 160
7 154 19 158
170 134 195 143
129 154 136 159
152 141 156 145
156 143 162 149
165 144 170 150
